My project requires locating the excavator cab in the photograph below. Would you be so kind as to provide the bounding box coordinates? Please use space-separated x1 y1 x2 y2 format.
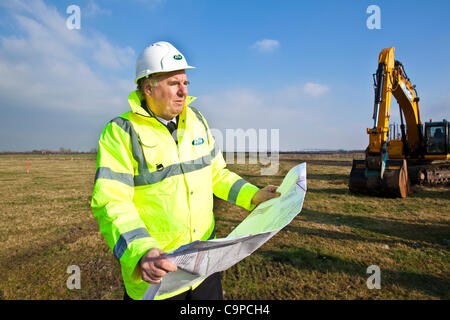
424 120 449 155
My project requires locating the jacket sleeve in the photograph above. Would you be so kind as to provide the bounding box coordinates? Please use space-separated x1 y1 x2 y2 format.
211 148 260 211
190 107 260 211
91 119 159 283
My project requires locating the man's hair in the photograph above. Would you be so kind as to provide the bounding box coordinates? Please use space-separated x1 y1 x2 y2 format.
137 74 162 93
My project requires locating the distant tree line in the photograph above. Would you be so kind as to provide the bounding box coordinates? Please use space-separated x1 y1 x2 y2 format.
0 148 97 155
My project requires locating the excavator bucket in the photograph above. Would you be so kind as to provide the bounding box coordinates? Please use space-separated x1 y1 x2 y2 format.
349 159 410 198
382 159 410 198
348 160 370 194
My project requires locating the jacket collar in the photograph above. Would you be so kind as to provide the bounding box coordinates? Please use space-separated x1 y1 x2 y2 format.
127 90 197 118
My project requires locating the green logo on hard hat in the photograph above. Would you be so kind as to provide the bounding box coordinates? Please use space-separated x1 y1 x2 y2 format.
192 137 204 146
173 54 183 60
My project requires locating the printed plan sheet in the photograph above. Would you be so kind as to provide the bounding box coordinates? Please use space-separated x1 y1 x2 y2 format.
142 163 307 300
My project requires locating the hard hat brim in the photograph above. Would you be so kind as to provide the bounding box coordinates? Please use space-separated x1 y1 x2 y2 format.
135 66 196 84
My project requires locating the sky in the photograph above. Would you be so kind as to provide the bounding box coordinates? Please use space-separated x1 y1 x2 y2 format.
0 0 449 152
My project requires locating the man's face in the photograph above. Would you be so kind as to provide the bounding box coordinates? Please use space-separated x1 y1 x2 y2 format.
144 70 189 120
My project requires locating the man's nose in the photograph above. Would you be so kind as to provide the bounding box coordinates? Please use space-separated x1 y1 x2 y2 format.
178 84 188 96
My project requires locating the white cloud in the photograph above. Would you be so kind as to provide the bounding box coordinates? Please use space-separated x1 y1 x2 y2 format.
252 39 280 53
192 82 368 151
0 0 135 116
84 0 112 18
93 37 135 69
303 82 330 97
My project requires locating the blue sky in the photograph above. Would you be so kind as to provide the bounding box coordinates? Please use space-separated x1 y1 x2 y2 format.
0 0 449 151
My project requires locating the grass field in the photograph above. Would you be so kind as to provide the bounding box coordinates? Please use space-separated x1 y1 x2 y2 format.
0 153 448 300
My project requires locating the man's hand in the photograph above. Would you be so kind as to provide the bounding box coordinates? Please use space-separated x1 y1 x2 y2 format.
251 185 281 206
140 248 178 284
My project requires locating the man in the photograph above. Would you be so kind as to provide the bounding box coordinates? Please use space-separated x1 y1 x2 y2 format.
91 41 280 300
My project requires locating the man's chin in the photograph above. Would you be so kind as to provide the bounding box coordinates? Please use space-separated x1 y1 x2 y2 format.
172 105 184 115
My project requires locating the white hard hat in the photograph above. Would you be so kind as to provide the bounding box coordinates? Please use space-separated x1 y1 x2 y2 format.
135 41 195 84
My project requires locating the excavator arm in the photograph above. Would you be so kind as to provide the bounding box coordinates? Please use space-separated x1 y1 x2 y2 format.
368 47 422 158
367 47 396 155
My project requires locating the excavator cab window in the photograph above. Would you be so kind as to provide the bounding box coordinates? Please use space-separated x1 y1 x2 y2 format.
425 123 447 154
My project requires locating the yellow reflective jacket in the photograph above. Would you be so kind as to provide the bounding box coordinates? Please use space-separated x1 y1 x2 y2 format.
91 90 259 300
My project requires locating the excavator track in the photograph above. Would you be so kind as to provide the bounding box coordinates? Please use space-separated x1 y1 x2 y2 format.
408 162 450 186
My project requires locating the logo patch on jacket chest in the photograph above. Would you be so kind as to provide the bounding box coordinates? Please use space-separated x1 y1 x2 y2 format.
192 137 204 146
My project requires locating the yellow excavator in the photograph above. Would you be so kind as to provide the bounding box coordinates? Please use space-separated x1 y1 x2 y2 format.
349 47 449 198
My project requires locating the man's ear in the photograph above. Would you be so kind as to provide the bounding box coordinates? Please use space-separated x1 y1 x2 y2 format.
144 82 152 97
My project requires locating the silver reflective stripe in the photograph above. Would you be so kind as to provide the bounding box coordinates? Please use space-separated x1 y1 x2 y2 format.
134 147 216 186
113 227 150 260
210 142 219 159
227 179 248 204
189 107 210 144
180 153 212 172
111 117 149 173
110 115 220 187
95 166 134 187
134 163 183 186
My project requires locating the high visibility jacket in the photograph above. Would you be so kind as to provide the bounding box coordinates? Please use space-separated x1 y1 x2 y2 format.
91 90 259 300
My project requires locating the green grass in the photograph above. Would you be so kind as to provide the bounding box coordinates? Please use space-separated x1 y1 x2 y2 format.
0 154 448 300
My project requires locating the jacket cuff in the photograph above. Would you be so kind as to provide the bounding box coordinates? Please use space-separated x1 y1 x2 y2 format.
122 238 160 284
235 182 260 211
